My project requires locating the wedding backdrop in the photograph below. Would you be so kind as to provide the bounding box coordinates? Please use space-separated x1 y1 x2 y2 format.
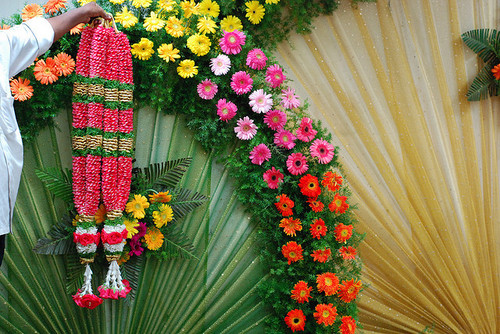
1 0 499 333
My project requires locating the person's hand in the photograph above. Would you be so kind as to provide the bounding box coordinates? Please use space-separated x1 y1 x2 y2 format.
79 2 112 23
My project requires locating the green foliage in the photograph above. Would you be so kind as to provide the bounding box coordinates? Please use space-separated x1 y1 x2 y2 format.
168 188 209 220
465 64 498 101
134 157 193 191
33 215 75 255
34 167 74 206
158 224 199 260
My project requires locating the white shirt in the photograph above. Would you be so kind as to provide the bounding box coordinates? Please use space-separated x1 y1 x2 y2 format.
0 18 54 235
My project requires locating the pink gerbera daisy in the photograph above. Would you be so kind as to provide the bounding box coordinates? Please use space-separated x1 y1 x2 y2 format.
197 79 218 100
266 64 286 88
249 89 273 113
286 153 308 175
231 71 253 95
264 109 287 130
296 117 317 142
216 98 237 122
234 116 258 140
249 143 271 165
263 167 284 189
219 30 246 55
274 129 296 150
310 138 335 164
210 54 231 76
281 87 301 109
246 48 267 70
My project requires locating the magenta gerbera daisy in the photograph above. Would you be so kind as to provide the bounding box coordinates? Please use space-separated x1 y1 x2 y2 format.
296 117 317 142
310 138 335 164
219 30 246 55
249 89 273 113
210 54 231 76
197 79 218 100
274 129 296 150
286 152 308 175
263 167 284 189
264 109 287 130
234 116 258 140
246 48 267 70
281 87 301 109
249 143 271 165
231 71 253 95
266 64 286 88
216 98 237 122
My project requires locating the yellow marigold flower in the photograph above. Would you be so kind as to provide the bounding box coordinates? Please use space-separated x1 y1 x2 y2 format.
72 215 80 226
77 0 94 5
116 6 138 29
144 227 164 250
109 0 125 4
131 38 154 60
153 204 174 228
245 1 265 24
125 194 150 219
187 33 211 57
265 0 280 3
123 217 140 238
165 16 185 37
94 204 107 224
144 11 165 32
198 0 219 18
158 0 176 11
132 0 152 8
158 44 180 63
149 191 173 203
197 16 217 34
180 0 199 18
220 15 242 32
177 59 198 78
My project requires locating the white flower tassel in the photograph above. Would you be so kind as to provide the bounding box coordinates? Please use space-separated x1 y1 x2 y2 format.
98 260 131 299
72 264 103 309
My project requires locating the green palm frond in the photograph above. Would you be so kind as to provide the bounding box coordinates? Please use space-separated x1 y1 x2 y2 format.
466 63 499 101
135 157 193 192
65 253 85 295
33 215 74 255
123 256 143 305
35 167 73 204
161 224 198 260
168 188 208 220
461 28 500 63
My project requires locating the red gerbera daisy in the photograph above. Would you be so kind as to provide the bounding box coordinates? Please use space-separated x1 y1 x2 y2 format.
307 198 324 212
328 193 349 214
275 194 294 217
311 248 331 263
279 217 302 237
339 316 356 334
334 223 353 243
298 174 321 198
322 171 343 192
338 279 362 303
282 241 303 265
339 246 357 260
310 218 327 239
284 309 306 332
314 303 337 326
291 281 312 303
316 272 339 296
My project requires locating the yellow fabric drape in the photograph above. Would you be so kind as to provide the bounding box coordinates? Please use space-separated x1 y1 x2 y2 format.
276 0 499 333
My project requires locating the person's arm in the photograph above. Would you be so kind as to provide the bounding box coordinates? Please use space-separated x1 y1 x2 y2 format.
47 2 111 42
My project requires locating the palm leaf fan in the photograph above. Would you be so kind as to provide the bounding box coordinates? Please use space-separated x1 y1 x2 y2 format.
461 28 500 64
34 167 73 204
136 157 193 191
465 63 498 101
167 187 208 220
33 215 74 255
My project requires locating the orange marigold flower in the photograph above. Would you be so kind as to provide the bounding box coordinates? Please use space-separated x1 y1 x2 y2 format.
275 194 294 216
284 309 306 332
339 246 357 260
117 251 130 265
0 24 10 30
43 0 67 14
149 191 172 203
311 248 331 263
328 193 349 214
10 77 33 101
70 23 85 35
34 57 59 85
291 281 312 303
281 241 303 265
307 198 324 212
322 171 343 192
298 174 321 198
54 53 75 76
22 3 43 22
339 316 356 334
313 303 337 326
144 226 164 250
279 217 302 237
94 204 106 224
310 218 327 239
334 223 353 243
338 279 362 303
316 272 339 296
492 63 500 80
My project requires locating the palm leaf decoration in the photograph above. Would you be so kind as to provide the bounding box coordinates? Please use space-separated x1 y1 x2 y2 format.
122 256 143 305
465 63 498 101
168 188 208 220
161 224 198 260
33 215 74 255
34 167 73 204
136 157 193 191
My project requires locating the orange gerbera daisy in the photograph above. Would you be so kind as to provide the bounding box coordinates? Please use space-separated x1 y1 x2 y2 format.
54 53 75 76
310 218 327 239
0 24 10 30
311 248 331 263
322 171 343 192
307 198 324 212
21 3 43 22
339 316 356 334
314 303 337 326
149 191 172 203
34 58 59 85
94 204 107 224
279 217 302 237
291 281 312 303
281 241 303 265
10 77 33 101
298 174 321 198
275 194 294 216
284 309 306 332
316 272 339 296
144 226 164 250
334 223 353 243
338 279 362 303
339 246 357 260
328 193 349 214
43 0 67 14
492 64 500 80
70 23 85 35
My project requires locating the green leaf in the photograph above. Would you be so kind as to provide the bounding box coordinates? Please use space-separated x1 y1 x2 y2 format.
162 224 199 260
123 255 143 305
141 157 192 190
461 28 500 63
33 216 74 255
466 63 499 101
35 167 73 204
168 188 208 220
65 253 85 295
